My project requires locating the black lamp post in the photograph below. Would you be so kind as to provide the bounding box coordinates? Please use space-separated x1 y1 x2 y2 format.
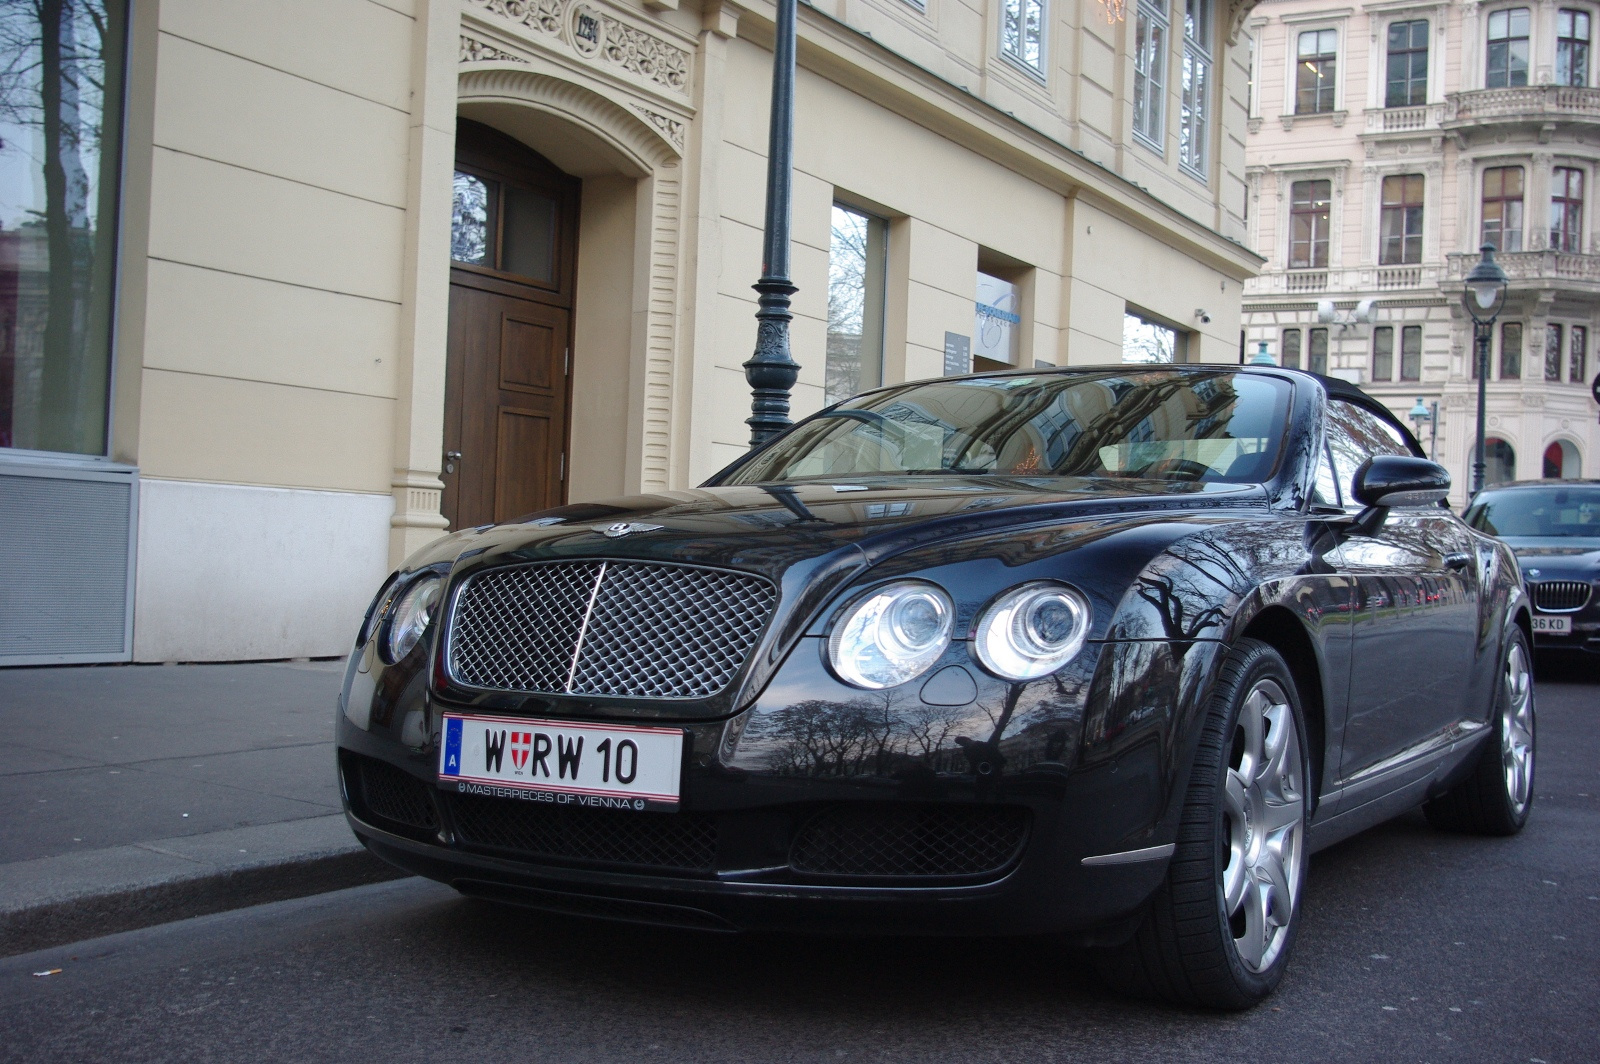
1461 243 1509 495
742 0 800 448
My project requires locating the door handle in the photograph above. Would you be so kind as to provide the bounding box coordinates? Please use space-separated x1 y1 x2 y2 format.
444 450 462 474
1444 552 1471 572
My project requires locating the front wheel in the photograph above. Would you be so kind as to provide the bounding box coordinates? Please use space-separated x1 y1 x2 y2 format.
1424 625 1535 836
1095 638 1309 1009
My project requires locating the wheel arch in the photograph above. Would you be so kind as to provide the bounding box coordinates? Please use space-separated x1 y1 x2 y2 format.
1238 606 1328 812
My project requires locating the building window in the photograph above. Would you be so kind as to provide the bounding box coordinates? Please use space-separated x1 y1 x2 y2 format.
1308 327 1329 374
1179 0 1212 177
1282 328 1302 369
1296 29 1338 114
1001 0 1046 77
1501 321 1523 379
1123 312 1184 363
1558 9 1591 86
1380 174 1425 265
825 204 887 405
1551 166 1584 252
1482 166 1525 251
1547 324 1564 381
1571 325 1588 382
1486 8 1531 88
1386 20 1430 107
1544 439 1581 478
1134 0 1168 148
1484 437 1517 484
0 0 128 457
1372 327 1394 381
1289 180 1332 268
1401 325 1422 381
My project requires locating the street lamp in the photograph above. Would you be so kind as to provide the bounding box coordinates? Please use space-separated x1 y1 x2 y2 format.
742 0 800 448
1461 243 1509 494
1408 395 1438 461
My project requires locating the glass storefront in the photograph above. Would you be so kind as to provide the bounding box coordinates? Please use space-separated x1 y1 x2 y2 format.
0 0 127 457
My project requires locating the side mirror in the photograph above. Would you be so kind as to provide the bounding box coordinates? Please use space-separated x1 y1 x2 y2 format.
1352 455 1451 508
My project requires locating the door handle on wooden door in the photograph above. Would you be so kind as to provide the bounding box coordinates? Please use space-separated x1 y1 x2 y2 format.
444 450 462 474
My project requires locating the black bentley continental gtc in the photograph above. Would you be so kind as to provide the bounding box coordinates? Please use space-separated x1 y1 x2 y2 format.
337 366 1535 1008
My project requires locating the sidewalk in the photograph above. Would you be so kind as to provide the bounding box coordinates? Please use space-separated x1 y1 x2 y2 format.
0 659 403 956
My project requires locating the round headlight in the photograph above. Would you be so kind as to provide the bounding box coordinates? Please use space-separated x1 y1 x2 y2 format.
973 583 1090 681
828 581 954 689
385 575 442 663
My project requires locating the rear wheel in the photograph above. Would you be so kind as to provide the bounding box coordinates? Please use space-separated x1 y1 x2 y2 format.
1424 626 1535 836
1095 639 1309 1009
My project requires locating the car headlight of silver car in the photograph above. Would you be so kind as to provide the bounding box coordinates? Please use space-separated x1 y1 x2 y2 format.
828 580 954 689
384 574 443 664
973 582 1090 681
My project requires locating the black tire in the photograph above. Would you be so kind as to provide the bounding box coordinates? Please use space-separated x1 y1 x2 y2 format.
1423 625 1535 836
1094 638 1310 1010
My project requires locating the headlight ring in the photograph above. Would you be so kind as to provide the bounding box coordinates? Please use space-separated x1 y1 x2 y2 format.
383 574 444 664
972 582 1090 682
827 580 954 689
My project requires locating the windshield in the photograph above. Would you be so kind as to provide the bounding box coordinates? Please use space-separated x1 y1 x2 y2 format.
725 371 1294 485
1465 485 1600 538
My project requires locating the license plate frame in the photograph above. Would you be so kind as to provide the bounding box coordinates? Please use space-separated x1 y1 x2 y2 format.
1531 614 1572 634
438 713 685 811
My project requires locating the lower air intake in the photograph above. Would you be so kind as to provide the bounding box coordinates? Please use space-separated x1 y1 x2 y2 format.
789 804 1031 879
348 754 439 835
449 794 719 874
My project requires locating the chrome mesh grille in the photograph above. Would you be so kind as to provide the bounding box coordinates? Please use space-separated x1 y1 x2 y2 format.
1533 580 1593 612
448 561 777 699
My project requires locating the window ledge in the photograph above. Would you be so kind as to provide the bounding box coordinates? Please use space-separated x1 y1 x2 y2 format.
1281 110 1348 130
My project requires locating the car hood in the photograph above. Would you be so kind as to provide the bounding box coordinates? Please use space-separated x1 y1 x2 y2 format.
406 477 1270 579
1502 537 1600 575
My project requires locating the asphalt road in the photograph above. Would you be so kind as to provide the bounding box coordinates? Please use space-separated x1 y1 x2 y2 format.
3 660 1596 1064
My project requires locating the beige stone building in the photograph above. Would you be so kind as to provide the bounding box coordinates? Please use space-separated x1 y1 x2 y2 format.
1242 0 1600 506
1 0 1266 665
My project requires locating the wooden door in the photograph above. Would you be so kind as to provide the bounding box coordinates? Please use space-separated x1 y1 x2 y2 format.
442 121 580 529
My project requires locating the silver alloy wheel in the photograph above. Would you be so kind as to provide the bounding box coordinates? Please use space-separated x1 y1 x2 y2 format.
1501 641 1535 815
1220 678 1306 974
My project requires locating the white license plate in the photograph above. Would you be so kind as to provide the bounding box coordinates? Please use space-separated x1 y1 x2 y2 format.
438 713 684 811
1532 615 1572 634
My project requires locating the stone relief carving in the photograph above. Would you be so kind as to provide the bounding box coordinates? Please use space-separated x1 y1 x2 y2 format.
466 0 692 96
601 16 689 92
633 105 685 150
460 35 529 63
471 0 566 37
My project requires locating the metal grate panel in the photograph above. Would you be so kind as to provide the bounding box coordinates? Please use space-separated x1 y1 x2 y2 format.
1533 580 1593 613
448 561 776 699
449 794 718 872
348 754 439 834
789 805 1031 879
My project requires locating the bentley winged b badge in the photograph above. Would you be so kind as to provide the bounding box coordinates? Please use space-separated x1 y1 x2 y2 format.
595 521 664 538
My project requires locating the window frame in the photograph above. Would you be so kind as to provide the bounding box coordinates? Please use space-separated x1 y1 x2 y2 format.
1385 18 1431 108
1282 327 1303 369
1481 165 1526 252
1379 173 1426 266
1134 0 1170 152
1372 326 1395 382
1547 323 1565 381
1558 8 1591 87
1295 27 1340 115
1485 7 1532 89
1550 165 1585 253
825 202 890 405
1400 324 1423 381
1179 0 1214 181
1000 0 1049 81
1572 324 1589 383
1500 320 1523 380
1289 178 1333 269
1308 326 1330 374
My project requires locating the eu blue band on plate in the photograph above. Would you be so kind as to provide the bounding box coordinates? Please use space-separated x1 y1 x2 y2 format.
441 717 463 776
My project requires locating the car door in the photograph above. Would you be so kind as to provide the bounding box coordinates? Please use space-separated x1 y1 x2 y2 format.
1326 400 1480 785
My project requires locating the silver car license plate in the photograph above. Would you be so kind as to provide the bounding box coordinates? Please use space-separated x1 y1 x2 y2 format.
1531 614 1571 634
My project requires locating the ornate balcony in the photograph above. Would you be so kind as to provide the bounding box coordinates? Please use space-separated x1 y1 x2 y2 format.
1444 249 1600 284
1445 86 1600 129
1362 103 1448 135
1244 264 1442 297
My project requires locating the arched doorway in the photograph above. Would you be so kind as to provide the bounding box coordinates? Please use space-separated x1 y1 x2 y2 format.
441 120 580 529
1543 439 1581 479
1484 437 1517 485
